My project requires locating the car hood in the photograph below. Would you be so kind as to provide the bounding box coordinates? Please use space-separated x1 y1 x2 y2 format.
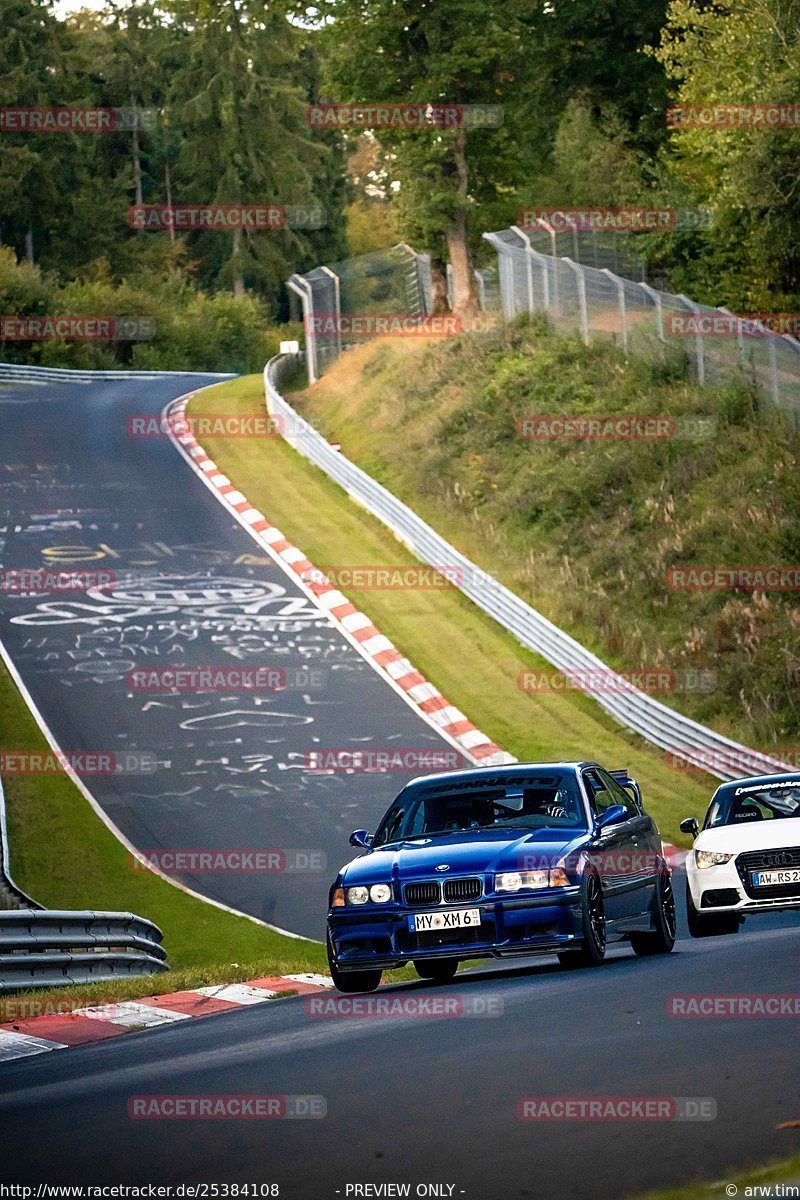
339 827 589 884
696 818 800 855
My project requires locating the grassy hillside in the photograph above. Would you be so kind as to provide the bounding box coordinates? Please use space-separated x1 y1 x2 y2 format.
290 319 800 753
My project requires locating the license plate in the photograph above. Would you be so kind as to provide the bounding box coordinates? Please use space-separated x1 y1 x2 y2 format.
752 868 800 887
409 908 481 933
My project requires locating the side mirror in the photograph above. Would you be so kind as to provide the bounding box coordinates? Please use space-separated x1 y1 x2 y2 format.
349 829 373 849
596 804 628 830
680 817 699 839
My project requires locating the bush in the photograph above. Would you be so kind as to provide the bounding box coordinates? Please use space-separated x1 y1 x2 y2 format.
0 248 298 373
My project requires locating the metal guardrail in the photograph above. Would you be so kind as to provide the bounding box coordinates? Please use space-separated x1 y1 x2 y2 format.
0 910 167 991
0 775 167 989
265 353 790 783
0 362 235 385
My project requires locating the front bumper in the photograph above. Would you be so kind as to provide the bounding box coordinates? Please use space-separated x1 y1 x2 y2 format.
328 888 582 971
686 853 800 915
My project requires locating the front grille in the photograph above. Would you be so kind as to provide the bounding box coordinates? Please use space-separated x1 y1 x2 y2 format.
443 876 482 903
404 881 441 906
398 923 490 953
736 847 800 900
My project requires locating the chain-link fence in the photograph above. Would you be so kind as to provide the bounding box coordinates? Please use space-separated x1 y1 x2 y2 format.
446 264 500 312
287 243 432 384
482 226 800 422
513 217 649 281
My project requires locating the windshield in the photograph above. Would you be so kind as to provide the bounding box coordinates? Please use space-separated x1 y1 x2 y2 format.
373 774 587 847
705 778 800 829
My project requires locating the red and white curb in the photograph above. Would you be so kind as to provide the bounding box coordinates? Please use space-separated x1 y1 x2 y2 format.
164 393 513 768
662 843 689 869
0 973 334 1062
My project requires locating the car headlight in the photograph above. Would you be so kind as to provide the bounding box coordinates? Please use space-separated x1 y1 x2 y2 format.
346 886 369 905
495 869 569 892
369 883 392 904
695 849 734 870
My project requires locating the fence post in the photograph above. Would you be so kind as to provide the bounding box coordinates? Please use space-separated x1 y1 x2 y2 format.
416 252 434 314
601 267 628 353
768 335 780 406
474 270 486 310
320 265 342 360
677 294 705 385
512 225 535 314
638 282 665 342
535 218 558 259
717 304 752 389
287 274 317 385
562 258 590 345
566 216 580 263
536 221 558 311
393 242 432 315
482 232 516 319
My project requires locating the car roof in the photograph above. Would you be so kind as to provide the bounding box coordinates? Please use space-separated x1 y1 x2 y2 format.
712 771 800 797
399 762 596 793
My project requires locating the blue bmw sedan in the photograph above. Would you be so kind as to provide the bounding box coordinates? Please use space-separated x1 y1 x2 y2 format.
326 762 675 991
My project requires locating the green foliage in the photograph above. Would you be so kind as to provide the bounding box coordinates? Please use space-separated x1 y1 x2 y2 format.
0 246 293 371
0 0 347 303
650 0 800 308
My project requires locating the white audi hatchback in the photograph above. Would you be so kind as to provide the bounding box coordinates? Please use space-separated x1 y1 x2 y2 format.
681 772 800 937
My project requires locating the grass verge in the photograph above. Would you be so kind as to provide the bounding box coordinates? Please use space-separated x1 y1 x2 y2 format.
186 374 714 846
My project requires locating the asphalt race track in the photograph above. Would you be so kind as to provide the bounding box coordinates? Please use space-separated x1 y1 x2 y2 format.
0 376 469 938
0 890 797 1198
1 378 798 1200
